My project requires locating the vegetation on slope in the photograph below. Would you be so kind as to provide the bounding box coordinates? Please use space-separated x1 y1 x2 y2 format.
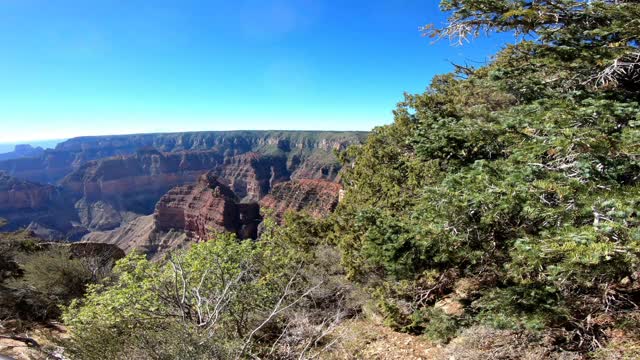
62 216 357 359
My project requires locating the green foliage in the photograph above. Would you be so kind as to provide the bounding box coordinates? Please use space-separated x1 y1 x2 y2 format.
334 0 640 350
0 231 112 323
62 231 313 359
61 213 362 359
421 308 461 343
14 248 95 301
0 230 39 282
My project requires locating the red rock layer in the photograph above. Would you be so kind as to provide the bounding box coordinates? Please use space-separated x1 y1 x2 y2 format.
213 152 290 201
60 149 223 202
154 172 261 241
0 172 78 237
259 179 342 220
0 173 58 211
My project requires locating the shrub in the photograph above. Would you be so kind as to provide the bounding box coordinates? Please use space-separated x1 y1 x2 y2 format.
61 227 352 359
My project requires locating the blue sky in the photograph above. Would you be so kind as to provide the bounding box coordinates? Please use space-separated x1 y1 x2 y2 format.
0 0 510 143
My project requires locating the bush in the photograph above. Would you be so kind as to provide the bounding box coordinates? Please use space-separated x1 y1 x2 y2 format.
61 224 354 359
0 233 115 322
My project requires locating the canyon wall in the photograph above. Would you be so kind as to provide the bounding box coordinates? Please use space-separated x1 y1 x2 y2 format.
154 172 262 241
260 179 342 220
83 176 343 258
0 145 45 162
0 131 367 184
0 172 79 239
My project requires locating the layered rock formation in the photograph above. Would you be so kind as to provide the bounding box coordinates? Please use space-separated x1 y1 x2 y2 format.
84 172 263 258
213 152 289 201
260 179 342 220
0 172 58 211
60 149 226 230
0 131 366 246
84 176 345 258
155 172 261 241
0 131 367 184
49 132 364 230
0 172 78 238
0 151 77 185
61 148 223 203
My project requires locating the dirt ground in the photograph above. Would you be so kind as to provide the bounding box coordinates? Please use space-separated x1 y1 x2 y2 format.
0 322 67 360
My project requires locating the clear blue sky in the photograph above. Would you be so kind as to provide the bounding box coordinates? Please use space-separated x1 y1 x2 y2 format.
0 0 510 143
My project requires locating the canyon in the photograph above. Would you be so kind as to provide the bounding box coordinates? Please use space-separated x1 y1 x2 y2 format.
0 131 365 255
0 131 364 184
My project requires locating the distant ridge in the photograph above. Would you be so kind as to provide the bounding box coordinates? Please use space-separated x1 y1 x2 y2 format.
0 130 368 184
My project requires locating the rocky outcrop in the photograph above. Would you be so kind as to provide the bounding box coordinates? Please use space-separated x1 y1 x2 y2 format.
84 176 344 258
213 152 290 201
260 179 342 220
59 149 226 230
155 172 262 241
84 172 263 258
0 173 58 211
0 173 78 238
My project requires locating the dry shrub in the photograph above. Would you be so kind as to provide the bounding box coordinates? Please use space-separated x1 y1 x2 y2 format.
443 326 582 360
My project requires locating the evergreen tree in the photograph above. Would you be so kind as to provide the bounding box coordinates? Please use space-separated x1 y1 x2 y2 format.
335 0 640 350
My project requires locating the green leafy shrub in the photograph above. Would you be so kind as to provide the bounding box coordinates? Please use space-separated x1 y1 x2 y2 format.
62 221 354 359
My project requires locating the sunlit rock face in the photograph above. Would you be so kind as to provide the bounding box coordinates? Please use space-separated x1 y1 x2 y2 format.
0 131 367 184
260 179 342 221
155 172 262 241
0 131 366 247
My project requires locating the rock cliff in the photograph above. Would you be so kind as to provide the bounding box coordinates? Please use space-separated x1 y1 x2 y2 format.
260 179 342 220
0 172 79 239
0 131 367 184
213 152 290 201
155 171 261 241
0 131 365 245
60 149 225 230
83 176 344 258
84 172 263 258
